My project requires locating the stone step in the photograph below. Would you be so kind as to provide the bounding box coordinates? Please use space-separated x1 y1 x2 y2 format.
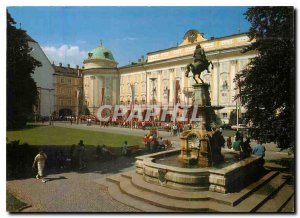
106 171 291 212
104 175 173 212
234 173 288 212
122 171 210 201
117 175 234 212
213 170 279 206
122 170 279 207
256 184 294 212
280 195 294 212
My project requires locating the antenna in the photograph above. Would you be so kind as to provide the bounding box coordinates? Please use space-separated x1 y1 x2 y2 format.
100 40 102 46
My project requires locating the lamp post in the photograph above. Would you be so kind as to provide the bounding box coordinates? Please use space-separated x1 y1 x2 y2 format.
150 78 157 135
76 89 80 124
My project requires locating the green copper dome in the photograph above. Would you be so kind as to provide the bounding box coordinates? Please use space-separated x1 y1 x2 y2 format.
87 46 116 62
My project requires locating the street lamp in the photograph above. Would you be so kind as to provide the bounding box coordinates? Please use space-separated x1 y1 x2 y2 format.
76 89 80 124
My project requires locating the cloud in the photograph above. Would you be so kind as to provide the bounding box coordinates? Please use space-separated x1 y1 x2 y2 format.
42 44 87 68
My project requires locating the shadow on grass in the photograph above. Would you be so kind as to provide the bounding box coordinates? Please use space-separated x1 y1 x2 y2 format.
7 124 45 131
7 143 146 181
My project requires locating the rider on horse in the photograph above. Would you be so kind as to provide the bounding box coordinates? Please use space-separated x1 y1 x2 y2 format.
185 43 213 84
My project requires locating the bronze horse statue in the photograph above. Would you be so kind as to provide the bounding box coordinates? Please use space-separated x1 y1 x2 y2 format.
185 60 214 84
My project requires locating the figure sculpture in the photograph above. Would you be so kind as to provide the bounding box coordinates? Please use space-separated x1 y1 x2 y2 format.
185 43 214 84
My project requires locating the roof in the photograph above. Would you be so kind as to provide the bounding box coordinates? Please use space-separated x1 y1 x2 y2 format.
147 32 249 55
24 32 37 43
53 64 82 77
86 45 116 62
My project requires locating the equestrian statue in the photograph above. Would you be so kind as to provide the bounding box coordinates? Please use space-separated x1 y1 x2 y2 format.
185 43 213 84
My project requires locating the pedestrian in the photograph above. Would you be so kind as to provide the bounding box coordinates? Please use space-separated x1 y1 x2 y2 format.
32 149 47 183
122 141 129 156
227 136 232 149
77 140 86 170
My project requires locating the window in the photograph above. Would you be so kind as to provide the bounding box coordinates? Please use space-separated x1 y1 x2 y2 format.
222 113 228 118
61 78 64 84
68 79 71 85
68 100 71 105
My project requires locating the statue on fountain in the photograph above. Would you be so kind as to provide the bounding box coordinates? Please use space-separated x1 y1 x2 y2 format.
185 43 214 84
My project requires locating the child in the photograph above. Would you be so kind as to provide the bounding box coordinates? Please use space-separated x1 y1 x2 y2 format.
32 149 47 183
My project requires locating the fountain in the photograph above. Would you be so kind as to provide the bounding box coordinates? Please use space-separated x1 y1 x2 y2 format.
135 83 265 193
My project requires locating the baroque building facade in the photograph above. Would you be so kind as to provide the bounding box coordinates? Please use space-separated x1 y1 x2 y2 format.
83 30 257 124
53 63 83 117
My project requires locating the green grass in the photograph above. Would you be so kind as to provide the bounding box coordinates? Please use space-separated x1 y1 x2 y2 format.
6 125 143 148
6 192 27 212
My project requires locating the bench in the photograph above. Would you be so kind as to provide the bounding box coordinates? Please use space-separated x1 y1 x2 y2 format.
127 145 143 155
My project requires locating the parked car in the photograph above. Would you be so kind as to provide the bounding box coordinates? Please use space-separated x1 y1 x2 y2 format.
231 124 248 130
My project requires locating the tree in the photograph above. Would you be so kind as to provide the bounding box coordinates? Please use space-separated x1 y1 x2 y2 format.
236 7 294 149
7 11 41 129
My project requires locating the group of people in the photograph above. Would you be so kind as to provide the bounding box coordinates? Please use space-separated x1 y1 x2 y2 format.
143 134 171 153
226 131 266 159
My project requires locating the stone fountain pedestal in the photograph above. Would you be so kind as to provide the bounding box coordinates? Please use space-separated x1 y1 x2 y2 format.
179 83 214 167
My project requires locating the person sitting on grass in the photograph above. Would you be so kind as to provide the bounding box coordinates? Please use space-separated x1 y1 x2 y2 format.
32 148 48 183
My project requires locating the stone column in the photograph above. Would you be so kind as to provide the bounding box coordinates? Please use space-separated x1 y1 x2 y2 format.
146 72 151 104
230 60 237 103
157 71 162 104
212 63 219 105
169 72 174 106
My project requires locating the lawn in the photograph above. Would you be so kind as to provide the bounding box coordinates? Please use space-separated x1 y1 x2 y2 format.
6 125 143 148
6 192 27 212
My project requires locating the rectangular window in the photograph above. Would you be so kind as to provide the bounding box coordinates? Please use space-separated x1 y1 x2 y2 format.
61 78 64 83
68 79 71 85
222 113 228 118
68 100 71 105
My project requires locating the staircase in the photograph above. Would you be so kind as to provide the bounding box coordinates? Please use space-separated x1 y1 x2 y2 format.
102 170 294 212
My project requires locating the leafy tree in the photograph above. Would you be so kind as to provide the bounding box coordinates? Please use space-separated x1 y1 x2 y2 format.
236 7 294 149
7 12 41 129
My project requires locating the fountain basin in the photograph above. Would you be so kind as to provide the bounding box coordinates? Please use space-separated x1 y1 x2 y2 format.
136 149 264 193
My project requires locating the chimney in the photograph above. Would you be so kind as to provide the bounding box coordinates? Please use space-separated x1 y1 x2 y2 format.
59 62 62 67
67 64 70 68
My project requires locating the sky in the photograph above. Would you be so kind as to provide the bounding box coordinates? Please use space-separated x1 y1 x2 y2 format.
7 6 250 67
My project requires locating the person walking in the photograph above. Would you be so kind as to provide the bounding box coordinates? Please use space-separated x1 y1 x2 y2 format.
32 149 48 183
77 140 86 170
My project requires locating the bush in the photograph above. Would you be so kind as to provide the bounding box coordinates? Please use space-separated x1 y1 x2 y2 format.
6 140 39 179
